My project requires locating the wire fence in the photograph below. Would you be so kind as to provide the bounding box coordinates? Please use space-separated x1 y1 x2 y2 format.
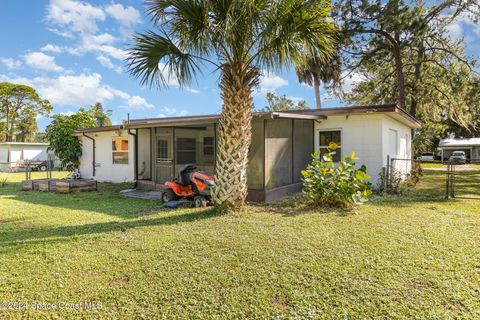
385 156 480 199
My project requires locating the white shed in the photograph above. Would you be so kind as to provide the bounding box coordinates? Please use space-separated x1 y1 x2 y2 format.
0 142 53 172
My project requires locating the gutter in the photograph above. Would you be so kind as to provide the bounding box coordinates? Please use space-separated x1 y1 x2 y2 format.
82 133 95 177
128 129 138 187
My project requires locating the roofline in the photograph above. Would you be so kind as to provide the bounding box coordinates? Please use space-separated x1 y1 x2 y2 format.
73 104 421 134
0 142 49 146
73 125 122 135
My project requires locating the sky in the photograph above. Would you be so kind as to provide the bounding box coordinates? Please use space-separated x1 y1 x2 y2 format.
0 0 479 131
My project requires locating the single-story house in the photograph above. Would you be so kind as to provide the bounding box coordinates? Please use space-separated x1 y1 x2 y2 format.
0 142 55 172
438 137 480 162
74 104 420 202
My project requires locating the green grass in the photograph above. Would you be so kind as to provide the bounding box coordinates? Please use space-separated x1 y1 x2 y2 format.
420 162 444 169
0 171 479 319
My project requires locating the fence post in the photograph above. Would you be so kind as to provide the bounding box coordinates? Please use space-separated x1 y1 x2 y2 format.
386 155 390 192
445 162 450 199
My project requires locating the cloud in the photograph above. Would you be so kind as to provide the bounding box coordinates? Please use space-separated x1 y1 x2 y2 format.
96 55 122 73
341 71 365 92
40 44 63 53
24 52 64 72
156 107 190 118
256 72 288 95
0 72 153 111
1 58 21 70
64 33 126 61
46 0 106 35
123 96 154 109
105 3 141 27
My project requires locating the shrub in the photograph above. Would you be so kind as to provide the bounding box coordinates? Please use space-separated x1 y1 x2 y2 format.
0 178 7 187
301 142 372 208
404 163 423 186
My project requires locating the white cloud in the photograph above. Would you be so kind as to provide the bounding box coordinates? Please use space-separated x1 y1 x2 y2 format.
46 0 106 35
40 44 63 53
156 107 190 118
96 55 122 73
1 58 21 70
64 33 126 61
0 73 153 111
256 72 288 95
105 3 141 27
24 52 64 72
341 71 365 92
123 96 154 109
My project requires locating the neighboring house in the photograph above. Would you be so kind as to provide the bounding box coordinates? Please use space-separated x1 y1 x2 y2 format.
74 104 420 201
438 138 480 162
0 142 54 172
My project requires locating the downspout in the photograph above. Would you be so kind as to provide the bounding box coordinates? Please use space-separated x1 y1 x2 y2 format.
128 129 138 187
82 133 95 177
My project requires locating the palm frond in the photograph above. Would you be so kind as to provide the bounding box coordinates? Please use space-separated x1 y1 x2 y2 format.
126 31 201 88
255 0 336 72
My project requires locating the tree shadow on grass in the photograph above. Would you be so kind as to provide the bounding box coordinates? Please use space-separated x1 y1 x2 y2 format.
0 208 218 249
0 182 165 219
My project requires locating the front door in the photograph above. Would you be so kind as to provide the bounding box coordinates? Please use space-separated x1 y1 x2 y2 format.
155 134 174 183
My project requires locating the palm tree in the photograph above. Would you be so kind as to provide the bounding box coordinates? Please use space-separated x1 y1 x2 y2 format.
295 51 341 109
127 0 335 211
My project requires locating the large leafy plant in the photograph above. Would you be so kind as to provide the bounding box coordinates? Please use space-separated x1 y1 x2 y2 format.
301 142 372 208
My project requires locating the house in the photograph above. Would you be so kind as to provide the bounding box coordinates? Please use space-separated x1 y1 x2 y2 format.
74 104 420 202
438 137 480 162
0 142 55 172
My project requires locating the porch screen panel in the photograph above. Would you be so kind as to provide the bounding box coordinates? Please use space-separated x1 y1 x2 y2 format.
247 120 265 189
293 120 314 183
265 119 293 189
176 137 196 164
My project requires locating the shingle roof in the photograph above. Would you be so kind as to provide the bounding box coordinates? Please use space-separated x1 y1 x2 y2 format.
439 138 480 148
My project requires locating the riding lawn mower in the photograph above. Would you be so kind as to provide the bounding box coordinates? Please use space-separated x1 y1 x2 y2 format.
161 164 215 208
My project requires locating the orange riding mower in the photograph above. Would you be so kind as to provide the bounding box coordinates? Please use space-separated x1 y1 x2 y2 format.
161 164 215 207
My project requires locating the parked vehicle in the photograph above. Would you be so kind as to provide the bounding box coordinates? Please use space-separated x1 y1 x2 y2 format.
418 152 435 161
449 151 467 164
161 164 215 207
15 160 49 171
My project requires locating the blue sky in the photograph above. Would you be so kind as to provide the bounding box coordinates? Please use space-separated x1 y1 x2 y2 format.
0 0 479 131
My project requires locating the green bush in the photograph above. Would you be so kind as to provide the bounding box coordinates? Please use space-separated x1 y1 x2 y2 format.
301 142 372 208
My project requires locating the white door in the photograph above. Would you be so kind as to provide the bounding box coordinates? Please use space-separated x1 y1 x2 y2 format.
388 129 398 158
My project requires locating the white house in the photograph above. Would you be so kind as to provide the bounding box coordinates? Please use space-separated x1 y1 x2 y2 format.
0 142 54 172
75 104 420 201
438 137 480 162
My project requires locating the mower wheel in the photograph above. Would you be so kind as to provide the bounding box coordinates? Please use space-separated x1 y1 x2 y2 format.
193 196 207 208
161 189 177 203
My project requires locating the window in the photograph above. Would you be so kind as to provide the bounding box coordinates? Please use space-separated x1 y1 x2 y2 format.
157 139 169 161
203 137 214 156
319 130 342 162
176 138 196 164
112 137 129 164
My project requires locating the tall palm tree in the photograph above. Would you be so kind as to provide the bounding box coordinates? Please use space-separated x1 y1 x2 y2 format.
295 51 341 109
127 0 335 211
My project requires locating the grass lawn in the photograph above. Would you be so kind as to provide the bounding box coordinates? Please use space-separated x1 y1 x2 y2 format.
0 171 479 319
420 162 444 169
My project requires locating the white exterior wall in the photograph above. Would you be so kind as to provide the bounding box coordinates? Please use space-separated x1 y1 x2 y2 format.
315 114 384 184
381 116 412 176
0 144 50 172
315 113 413 185
79 132 135 183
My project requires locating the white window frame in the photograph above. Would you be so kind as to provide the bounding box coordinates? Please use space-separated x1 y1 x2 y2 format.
112 136 129 165
318 128 343 162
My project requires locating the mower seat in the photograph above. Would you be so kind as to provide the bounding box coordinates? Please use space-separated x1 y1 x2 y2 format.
178 164 198 186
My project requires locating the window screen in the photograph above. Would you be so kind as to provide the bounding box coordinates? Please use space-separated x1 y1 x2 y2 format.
176 138 196 164
319 130 342 162
157 139 169 161
203 137 214 156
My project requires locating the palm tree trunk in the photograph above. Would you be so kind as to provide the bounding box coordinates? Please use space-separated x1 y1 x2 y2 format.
214 62 258 211
313 77 321 109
